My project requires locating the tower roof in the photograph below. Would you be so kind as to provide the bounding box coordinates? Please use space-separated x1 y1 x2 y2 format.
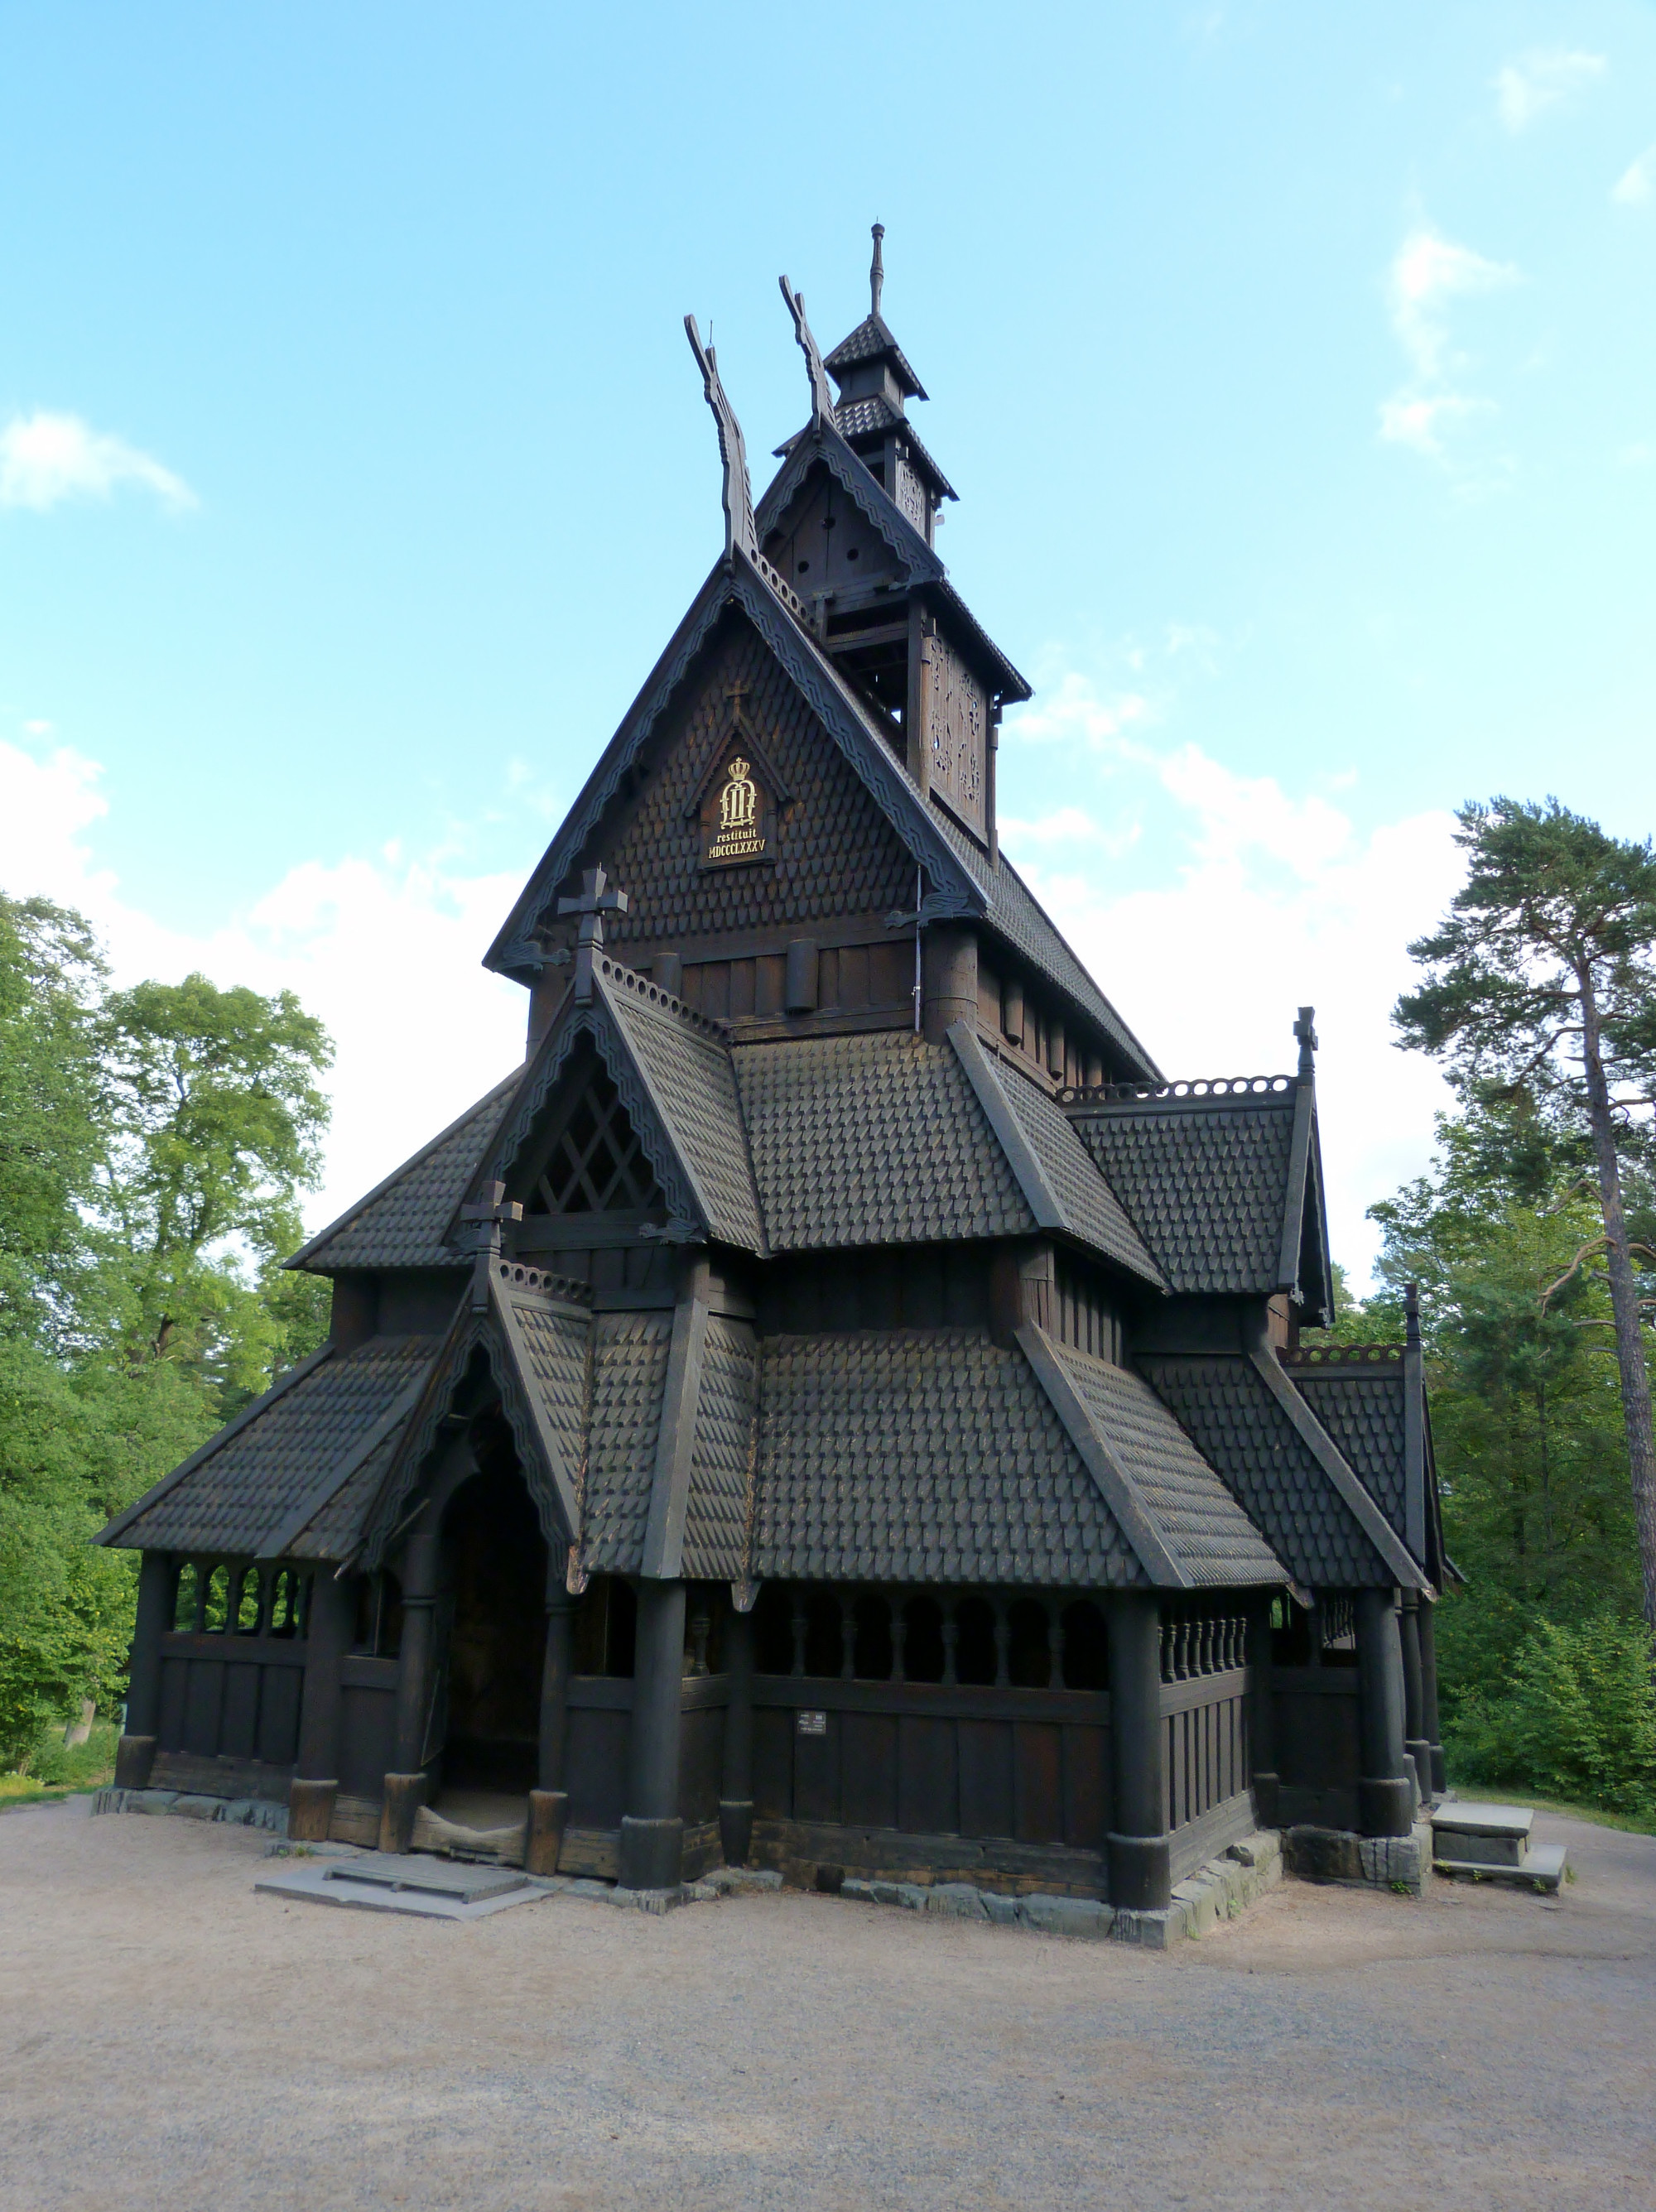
822 224 928 402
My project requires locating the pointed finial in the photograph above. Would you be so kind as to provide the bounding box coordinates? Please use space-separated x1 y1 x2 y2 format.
870 223 885 317
1404 1282 1421 1348
1293 1005 1317 1080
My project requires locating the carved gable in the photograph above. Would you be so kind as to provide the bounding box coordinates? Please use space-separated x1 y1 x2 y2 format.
590 613 916 952
761 463 908 600
513 1044 664 1223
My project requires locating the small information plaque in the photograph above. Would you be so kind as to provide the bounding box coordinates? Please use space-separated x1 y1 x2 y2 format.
796 1709 827 1737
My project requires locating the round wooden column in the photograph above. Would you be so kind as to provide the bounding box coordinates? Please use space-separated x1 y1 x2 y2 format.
1398 1593 1432 1804
1355 1588 1413 1838
1106 1590 1171 1910
1418 1596 1446 1796
619 1580 686 1891
720 1604 755 1868
290 1567 354 1842
114 1551 173 1790
1244 1595 1278 1830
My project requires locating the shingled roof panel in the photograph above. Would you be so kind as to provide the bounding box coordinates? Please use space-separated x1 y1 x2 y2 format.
113 1336 440 1558
752 1327 1148 1588
580 1312 672 1575
1136 1353 1394 1588
289 1075 519 1274
1070 1095 1298 1293
1043 1343 1285 1587
993 1062 1164 1285
1292 1365 1408 1532
734 1031 1034 1250
599 966 765 1251
681 1313 757 1582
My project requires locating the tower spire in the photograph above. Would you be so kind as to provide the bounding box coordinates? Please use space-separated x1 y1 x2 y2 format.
870 222 885 316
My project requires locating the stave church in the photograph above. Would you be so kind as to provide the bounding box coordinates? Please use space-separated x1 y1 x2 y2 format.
101 233 1447 1911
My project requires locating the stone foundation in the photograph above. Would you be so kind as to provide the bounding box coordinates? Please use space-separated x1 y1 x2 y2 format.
93 1786 289 1835
1283 1819 1429 1897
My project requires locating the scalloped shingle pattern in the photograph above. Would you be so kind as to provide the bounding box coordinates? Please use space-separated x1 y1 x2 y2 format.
600 623 915 950
994 1064 1164 1286
681 1315 757 1581
1136 1354 1393 1589
580 1312 672 1574
510 1296 591 1476
1046 1344 1283 1587
1293 1368 1407 1532
734 1032 1033 1250
118 1336 440 1556
291 1076 518 1274
751 1327 1147 1588
1071 1101 1297 1293
601 979 764 1252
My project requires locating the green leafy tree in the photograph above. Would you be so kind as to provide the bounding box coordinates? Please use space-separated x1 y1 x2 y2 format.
94 974 334 1394
1396 798 1656 1631
0 897 106 1342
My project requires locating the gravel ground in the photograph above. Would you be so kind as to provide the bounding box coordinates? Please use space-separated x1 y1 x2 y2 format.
2 1796 1653 2211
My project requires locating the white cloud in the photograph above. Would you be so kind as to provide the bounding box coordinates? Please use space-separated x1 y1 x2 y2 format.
1379 227 1519 466
0 734 527 1239
1494 49 1605 132
1613 145 1656 205
1010 669 1155 749
999 725 1463 1289
0 411 195 513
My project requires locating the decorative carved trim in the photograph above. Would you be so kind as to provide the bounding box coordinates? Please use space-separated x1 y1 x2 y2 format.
1278 1344 1403 1367
1062 1075 1296 1108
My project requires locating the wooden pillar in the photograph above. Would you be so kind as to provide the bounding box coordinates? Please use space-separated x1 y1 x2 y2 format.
720 1604 755 1868
922 926 977 1046
1418 1597 1446 1796
382 1530 440 1851
1244 1595 1278 1830
1398 1592 1432 1805
114 1551 172 1789
527 1577 573 1877
290 1567 354 1842
619 1579 686 1890
1106 1590 1170 1910
1355 1588 1413 1838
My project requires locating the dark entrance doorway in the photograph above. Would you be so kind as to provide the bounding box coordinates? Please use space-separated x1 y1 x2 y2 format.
441 1462 547 1794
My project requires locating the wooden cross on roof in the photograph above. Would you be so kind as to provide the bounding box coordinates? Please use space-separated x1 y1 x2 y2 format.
460 1179 523 1312
558 865 629 1003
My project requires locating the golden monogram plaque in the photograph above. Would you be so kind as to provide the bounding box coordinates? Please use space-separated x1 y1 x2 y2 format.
702 755 768 866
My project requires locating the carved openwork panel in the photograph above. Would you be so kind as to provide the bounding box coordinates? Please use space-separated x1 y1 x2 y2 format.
527 1060 662 1217
926 632 986 837
893 449 929 537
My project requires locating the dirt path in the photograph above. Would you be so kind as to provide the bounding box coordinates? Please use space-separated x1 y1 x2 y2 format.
2 1799 1652 2210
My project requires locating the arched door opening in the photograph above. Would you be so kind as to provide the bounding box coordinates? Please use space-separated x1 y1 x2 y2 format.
440 1459 547 1797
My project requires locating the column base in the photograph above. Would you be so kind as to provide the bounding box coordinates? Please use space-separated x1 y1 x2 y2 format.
1429 1743 1446 1796
1251 1770 1280 1829
378 1772 428 1855
1107 1831 1172 1911
719 1799 754 1869
1404 1738 1433 1804
526 1790 569 1878
288 1778 337 1843
113 1734 157 1791
1359 1777 1414 1839
619 1815 684 1892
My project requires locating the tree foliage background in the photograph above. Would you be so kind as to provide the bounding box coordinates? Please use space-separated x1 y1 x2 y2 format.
0 893 332 1767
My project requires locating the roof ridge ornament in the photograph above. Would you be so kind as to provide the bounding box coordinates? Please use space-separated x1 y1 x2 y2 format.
1294 1005 1318 1081
683 313 757 560
870 221 885 317
777 275 835 426
558 864 628 1003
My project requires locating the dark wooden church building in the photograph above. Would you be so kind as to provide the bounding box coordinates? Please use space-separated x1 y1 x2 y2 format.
103 234 1447 1909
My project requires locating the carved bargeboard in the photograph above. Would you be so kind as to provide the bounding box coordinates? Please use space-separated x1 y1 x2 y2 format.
925 632 986 837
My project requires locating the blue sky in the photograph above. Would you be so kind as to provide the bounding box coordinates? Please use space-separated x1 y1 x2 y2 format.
2 2 1654 1281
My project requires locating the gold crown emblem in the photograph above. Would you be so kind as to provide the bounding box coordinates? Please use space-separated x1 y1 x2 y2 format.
727 757 751 781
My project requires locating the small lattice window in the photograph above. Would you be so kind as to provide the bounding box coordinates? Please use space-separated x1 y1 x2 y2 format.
530 1064 661 1216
